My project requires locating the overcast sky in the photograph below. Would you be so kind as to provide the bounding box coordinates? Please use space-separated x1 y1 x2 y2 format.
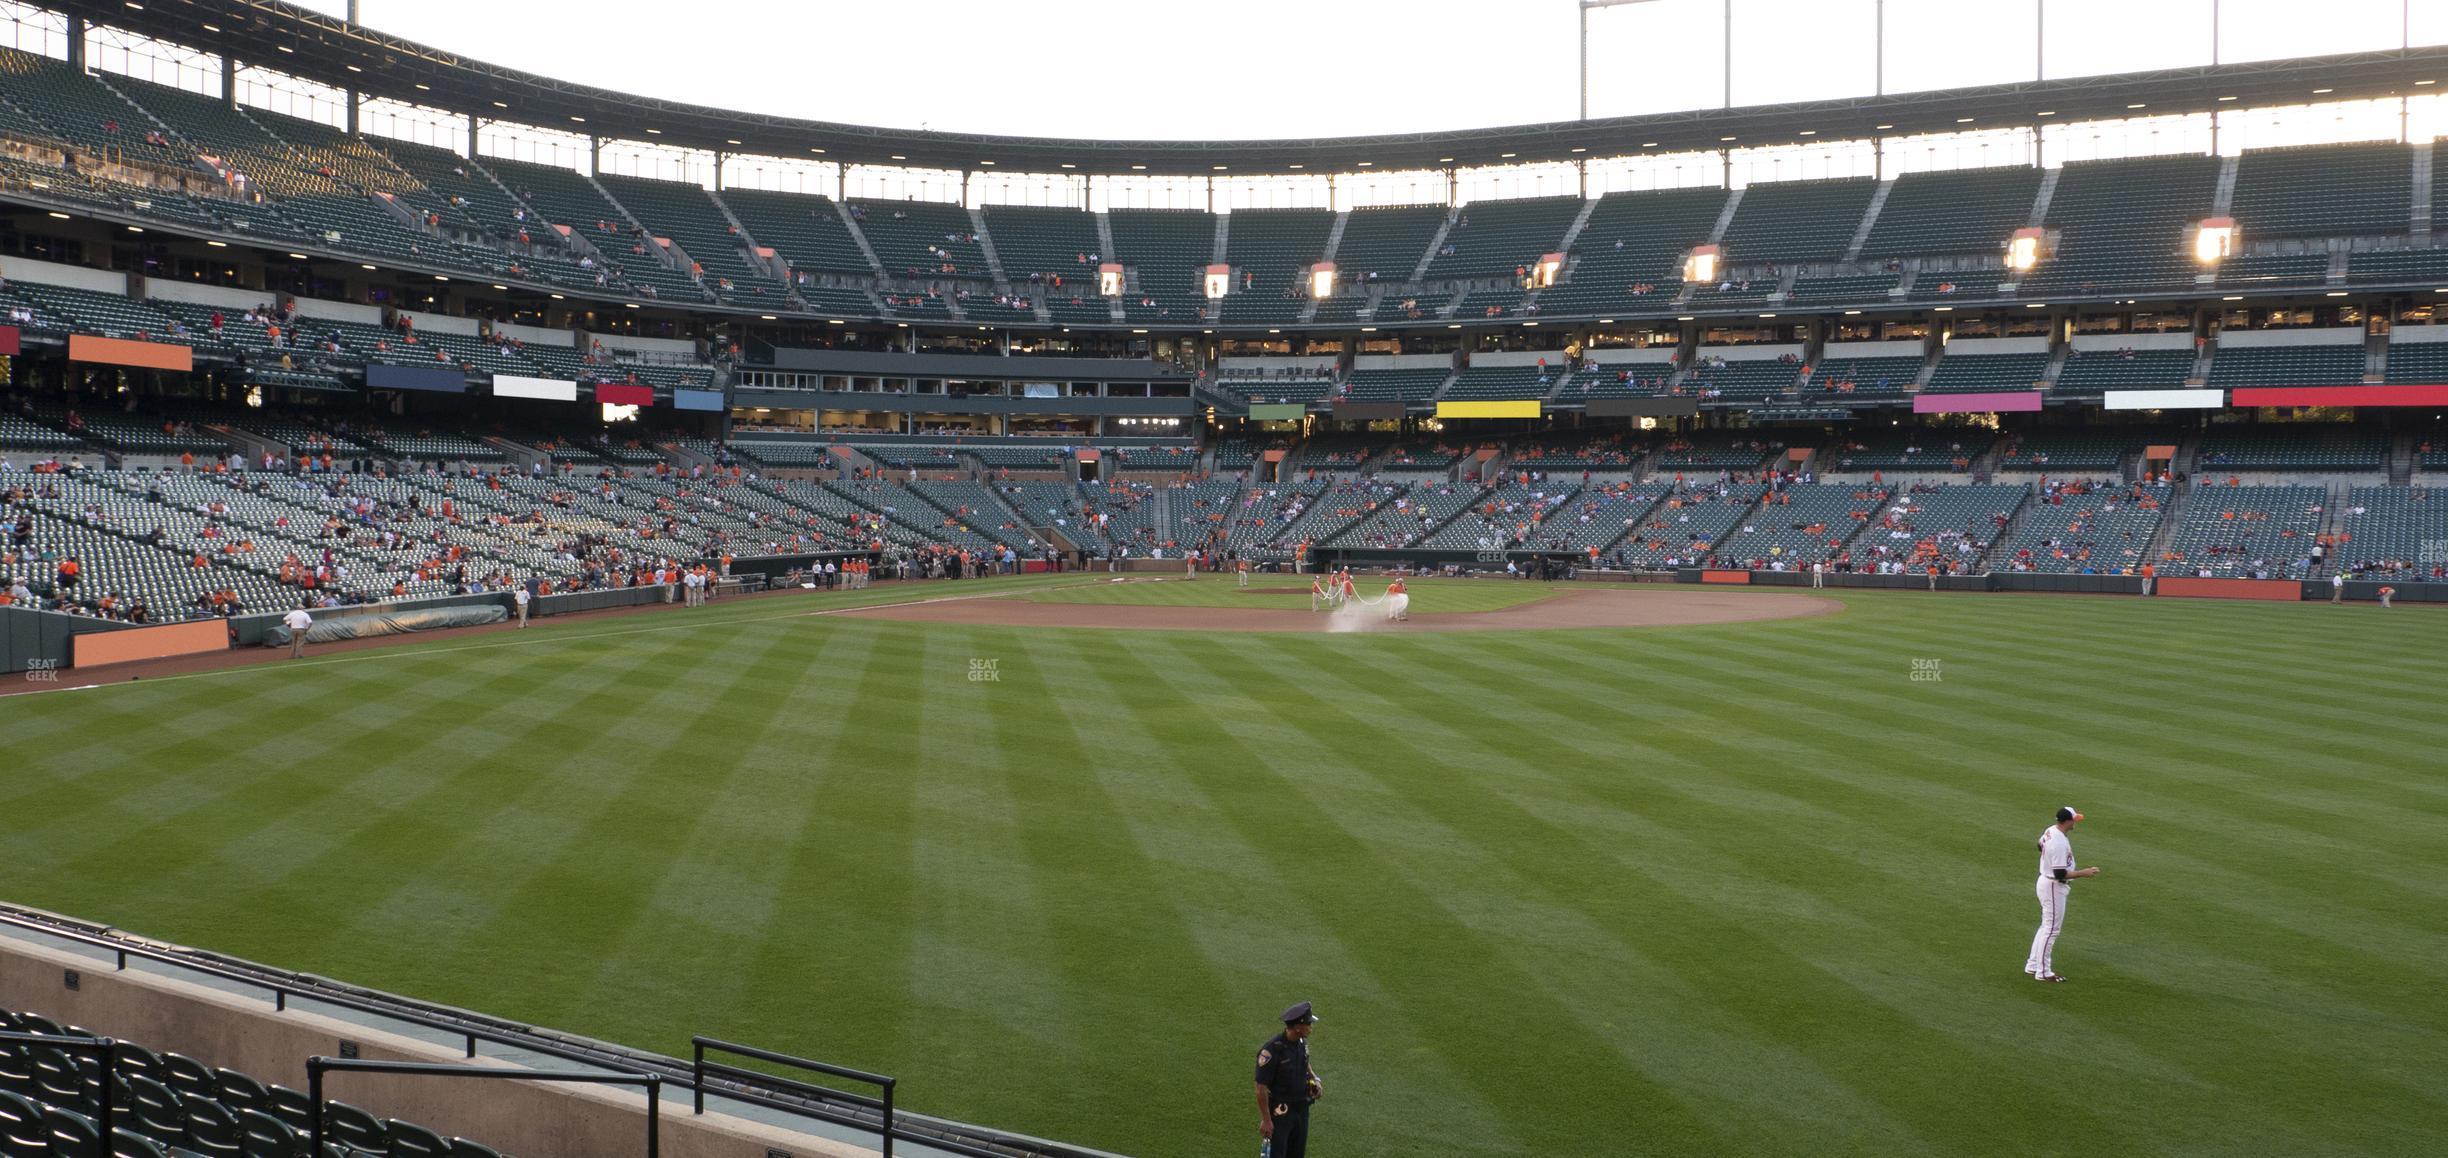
292 0 2448 140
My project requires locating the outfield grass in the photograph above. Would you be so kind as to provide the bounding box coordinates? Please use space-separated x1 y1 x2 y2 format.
1019 575 1563 612
4 580 2443 1156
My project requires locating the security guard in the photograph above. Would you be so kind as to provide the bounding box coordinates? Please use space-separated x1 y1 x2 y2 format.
1255 1001 1323 1156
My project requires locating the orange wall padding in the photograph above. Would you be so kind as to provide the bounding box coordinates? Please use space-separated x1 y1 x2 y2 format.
2155 577 2300 601
71 620 227 667
1701 569 1753 584
68 335 193 372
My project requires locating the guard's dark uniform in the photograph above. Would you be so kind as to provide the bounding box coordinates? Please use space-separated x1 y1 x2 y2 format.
1255 1028 1317 1157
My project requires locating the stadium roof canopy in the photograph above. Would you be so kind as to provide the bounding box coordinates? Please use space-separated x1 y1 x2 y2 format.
68 0 2448 176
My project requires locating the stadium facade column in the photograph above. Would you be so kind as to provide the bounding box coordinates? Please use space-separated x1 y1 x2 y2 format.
466 112 477 160
589 136 603 178
221 56 237 109
713 152 724 191
64 14 81 69
346 90 359 136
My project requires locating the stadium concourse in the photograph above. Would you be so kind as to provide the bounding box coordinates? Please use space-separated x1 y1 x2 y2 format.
1 2 2445 1157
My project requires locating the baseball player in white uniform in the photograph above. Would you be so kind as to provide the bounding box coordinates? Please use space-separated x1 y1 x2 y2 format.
2025 806 2100 982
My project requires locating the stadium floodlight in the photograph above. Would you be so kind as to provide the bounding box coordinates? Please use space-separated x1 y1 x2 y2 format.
1531 253 1564 289
1205 264 1231 300
2192 218 2238 265
1099 262 1125 297
1310 262 1337 299
2006 227 2048 272
1683 245 1721 285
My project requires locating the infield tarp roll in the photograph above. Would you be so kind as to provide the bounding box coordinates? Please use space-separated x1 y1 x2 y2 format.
262 604 506 646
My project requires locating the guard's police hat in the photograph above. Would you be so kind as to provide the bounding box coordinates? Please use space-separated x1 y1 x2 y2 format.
1281 1001 1318 1025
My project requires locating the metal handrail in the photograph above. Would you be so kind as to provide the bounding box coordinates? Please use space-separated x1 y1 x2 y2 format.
693 1036 894 1157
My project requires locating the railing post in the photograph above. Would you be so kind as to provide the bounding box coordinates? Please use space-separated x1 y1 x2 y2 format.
691 1040 704 1115
308 1058 325 1156
465 1032 476 1059
97 1036 116 1142
880 1078 894 1158
647 1076 661 1158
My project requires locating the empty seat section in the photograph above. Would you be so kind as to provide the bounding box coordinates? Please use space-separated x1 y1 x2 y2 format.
1106 209 1216 323
2205 342 2366 388
1341 368 1448 404
1222 208 1334 325
1925 352 2047 394
2025 155 2217 294
2052 348 2196 397
1443 366 1561 401
2194 426 2384 470
1718 177 1877 264
2227 141 2410 239
845 198 987 278
598 174 790 305
1425 196 1582 279
1860 166 2041 258
1804 355 1922 399
1332 205 1444 282
1534 188 1726 318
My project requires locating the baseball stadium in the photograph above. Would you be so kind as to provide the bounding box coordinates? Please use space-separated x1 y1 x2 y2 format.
1 1 2443 1155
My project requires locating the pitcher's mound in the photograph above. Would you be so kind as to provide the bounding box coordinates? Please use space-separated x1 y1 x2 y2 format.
837 587 1837 633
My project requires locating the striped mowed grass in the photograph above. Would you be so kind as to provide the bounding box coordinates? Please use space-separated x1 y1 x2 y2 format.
3 578 2441 1157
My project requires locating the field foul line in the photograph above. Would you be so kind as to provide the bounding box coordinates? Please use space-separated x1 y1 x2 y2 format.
5 581 1083 699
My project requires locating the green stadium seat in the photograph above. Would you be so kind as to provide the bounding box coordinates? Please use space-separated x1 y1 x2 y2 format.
42 1103 101 1158
211 1071 268 1116
111 1127 170 1158
114 1074 185 1148
180 1098 242 1157
317 1103 386 1154
0 1089 47 1157
383 1120 450 1157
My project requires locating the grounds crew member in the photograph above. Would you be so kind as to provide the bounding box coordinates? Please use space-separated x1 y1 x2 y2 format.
1256 1002 1323 1156
282 602 313 659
